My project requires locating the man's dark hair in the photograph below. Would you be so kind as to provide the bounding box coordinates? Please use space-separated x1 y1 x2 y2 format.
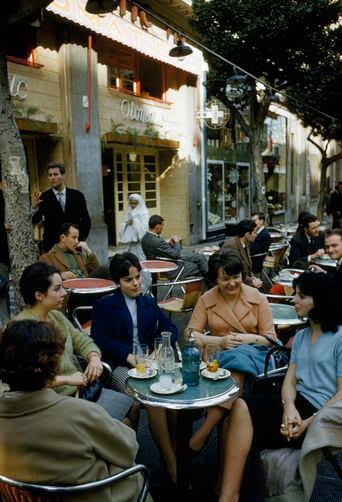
20 262 60 306
149 215 164 230
208 249 243 284
0 320 65 391
325 228 342 240
60 222 79 236
236 219 257 237
293 271 341 332
47 162 65 175
302 213 318 229
251 212 265 222
109 252 142 284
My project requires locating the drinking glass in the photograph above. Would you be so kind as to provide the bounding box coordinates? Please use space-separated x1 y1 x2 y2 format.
153 337 163 369
173 364 183 386
133 344 149 376
205 344 221 373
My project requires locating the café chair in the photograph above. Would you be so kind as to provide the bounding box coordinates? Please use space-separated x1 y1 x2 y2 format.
152 277 204 319
72 305 93 335
263 244 289 285
0 464 150 502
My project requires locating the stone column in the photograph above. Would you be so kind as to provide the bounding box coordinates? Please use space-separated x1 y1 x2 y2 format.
59 43 108 265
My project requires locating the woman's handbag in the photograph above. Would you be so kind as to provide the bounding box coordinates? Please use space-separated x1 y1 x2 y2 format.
78 378 103 402
251 336 291 395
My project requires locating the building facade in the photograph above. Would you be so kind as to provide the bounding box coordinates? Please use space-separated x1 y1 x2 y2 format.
7 0 206 262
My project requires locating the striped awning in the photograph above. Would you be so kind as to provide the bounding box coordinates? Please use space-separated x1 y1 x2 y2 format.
46 0 205 75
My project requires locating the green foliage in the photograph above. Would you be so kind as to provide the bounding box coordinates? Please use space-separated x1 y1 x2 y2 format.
143 122 159 138
191 0 341 111
284 24 342 141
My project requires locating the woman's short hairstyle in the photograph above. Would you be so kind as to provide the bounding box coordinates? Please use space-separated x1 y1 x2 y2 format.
20 262 60 306
208 249 243 284
109 252 142 284
0 320 65 391
293 271 341 332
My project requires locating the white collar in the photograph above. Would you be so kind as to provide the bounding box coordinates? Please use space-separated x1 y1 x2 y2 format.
148 230 160 237
257 226 265 235
52 187 66 197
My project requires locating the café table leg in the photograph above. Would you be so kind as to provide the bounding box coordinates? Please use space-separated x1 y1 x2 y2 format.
176 409 195 498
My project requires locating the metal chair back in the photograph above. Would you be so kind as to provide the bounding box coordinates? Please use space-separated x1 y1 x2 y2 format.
0 465 149 502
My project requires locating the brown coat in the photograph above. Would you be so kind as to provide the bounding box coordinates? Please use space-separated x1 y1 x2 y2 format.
40 244 99 277
222 236 255 286
189 284 276 339
0 389 146 502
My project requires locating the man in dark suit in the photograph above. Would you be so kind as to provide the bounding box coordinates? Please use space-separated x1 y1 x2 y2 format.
289 213 325 268
250 211 271 276
141 215 208 278
32 162 91 252
222 219 262 288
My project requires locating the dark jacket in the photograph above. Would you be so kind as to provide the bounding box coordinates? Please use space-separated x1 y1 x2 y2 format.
250 227 272 273
91 290 178 369
32 187 91 252
141 231 182 260
222 236 255 286
289 229 325 268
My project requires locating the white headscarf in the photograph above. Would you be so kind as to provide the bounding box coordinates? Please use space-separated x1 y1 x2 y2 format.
128 194 148 217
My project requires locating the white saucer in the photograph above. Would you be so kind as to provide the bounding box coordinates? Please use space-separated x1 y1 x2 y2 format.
201 368 231 380
128 368 157 380
200 361 207 371
150 382 187 395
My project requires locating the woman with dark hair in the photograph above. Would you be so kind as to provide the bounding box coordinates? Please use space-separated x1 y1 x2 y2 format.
0 320 146 502
91 252 179 483
218 271 342 502
15 262 136 425
187 249 276 453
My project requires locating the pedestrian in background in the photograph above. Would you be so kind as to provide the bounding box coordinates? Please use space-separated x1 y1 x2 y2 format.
119 194 149 261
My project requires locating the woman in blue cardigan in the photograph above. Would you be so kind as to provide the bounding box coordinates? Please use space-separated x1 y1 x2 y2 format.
92 252 179 483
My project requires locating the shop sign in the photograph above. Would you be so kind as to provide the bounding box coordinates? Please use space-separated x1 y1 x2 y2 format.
120 99 164 125
8 74 28 100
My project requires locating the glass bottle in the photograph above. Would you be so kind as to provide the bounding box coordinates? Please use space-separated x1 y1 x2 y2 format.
182 331 200 386
158 332 175 391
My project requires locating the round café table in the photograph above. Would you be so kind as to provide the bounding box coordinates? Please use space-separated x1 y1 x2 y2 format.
140 260 179 297
125 372 239 494
313 257 337 269
62 278 117 316
269 303 306 327
140 260 179 275
62 278 117 294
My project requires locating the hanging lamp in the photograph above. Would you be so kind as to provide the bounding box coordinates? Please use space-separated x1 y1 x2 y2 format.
85 0 118 14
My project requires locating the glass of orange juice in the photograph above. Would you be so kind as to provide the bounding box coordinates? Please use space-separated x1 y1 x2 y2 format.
205 344 220 374
133 344 149 376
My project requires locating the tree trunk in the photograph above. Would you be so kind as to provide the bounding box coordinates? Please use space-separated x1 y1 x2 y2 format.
317 157 329 222
249 129 267 214
0 48 38 312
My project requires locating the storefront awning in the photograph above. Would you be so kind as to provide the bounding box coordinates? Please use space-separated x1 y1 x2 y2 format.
47 0 205 76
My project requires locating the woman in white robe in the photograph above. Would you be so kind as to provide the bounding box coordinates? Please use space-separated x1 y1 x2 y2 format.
119 194 149 260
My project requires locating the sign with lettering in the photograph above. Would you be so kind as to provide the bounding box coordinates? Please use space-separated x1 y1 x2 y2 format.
120 99 164 125
9 74 28 100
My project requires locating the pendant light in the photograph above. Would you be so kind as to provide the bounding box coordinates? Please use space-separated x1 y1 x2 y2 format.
85 0 118 15
169 40 193 58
